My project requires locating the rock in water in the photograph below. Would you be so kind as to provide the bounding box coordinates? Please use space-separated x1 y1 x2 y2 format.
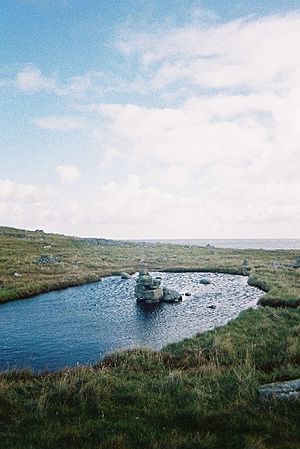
163 288 182 303
120 272 131 279
135 272 164 303
199 278 211 285
135 272 181 304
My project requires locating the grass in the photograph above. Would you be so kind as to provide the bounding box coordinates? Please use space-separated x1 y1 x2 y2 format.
0 226 299 307
0 226 299 448
0 308 299 449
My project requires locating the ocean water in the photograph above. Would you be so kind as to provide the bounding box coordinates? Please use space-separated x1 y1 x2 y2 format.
0 272 262 372
137 239 300 250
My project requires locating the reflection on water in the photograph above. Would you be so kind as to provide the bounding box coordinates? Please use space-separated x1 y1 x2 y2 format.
0 272 262 372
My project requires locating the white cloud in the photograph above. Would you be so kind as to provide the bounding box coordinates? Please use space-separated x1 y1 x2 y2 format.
15 66 101 98
118 12 300 93
0 179 44 200
16 65 57 92
3 12 300 238
33 116 87 131
85 85 300 237
55 165 81 184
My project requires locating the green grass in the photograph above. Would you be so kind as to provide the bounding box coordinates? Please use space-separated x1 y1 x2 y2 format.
0 226 299 307
0 227 299 448
0 308 299 449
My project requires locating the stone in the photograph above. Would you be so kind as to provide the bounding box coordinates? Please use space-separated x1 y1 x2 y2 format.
135 283 163 302
35 255 59 265
185 292 191 296
207 304 216 309
163 287 182 303
120 272 131 279
142 288 164 301
200 278 211 285
14 272 22 277
292 257 300 268
134 271 181 304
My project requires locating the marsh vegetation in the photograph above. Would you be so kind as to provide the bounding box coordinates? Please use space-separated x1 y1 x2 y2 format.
0 227 299 448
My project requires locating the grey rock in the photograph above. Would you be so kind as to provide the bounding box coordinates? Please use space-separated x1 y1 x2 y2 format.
14 272 22 277
120 272 131 279
200 278 211 285
134 272 181 303
292 257 300 268
142 288 164 301
185 292 191 296
163 287 182 303
35 255 59 265
207 304 216 309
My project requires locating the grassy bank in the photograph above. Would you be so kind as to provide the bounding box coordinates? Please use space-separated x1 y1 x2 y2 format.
0 227 299 448
0 226 299 307
0 307 299 449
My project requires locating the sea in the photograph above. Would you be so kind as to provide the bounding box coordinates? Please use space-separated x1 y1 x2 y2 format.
133 239 300 250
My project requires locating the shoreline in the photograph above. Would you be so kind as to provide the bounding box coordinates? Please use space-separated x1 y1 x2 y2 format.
0 227 299 448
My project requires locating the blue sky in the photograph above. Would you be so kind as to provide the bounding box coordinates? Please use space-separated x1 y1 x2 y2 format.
1 0 300 238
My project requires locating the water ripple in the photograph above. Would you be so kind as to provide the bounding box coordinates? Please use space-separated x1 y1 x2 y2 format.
0 272 262 372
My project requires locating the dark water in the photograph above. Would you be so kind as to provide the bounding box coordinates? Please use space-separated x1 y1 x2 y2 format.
0 272 262 372
137 239 300 250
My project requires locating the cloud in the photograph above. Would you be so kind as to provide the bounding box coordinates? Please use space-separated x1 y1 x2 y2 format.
15 65 98 98
33 116 88 131
0 179 44 201
85 85 300 237
55 165 81 184
2 12 300 238
16 65 57 92
118 12 300 93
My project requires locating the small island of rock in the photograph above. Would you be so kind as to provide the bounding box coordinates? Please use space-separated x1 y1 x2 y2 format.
135 271 182 304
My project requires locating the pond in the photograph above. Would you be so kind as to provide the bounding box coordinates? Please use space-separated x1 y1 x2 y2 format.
0 272 262 372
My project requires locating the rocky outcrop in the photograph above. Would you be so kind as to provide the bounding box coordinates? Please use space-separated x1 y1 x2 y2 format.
135 272 182 304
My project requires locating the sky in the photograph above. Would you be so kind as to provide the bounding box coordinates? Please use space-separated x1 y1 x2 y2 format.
0 0 300 239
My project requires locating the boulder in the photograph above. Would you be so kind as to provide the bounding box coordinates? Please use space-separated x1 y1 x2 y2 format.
207 304 216 309
292 257 300 269
134 272 181 304
35 255 59 265
199 278 211 285
163 287 182 303
135 283 163 302
120 272 131 279
138 273 161 288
